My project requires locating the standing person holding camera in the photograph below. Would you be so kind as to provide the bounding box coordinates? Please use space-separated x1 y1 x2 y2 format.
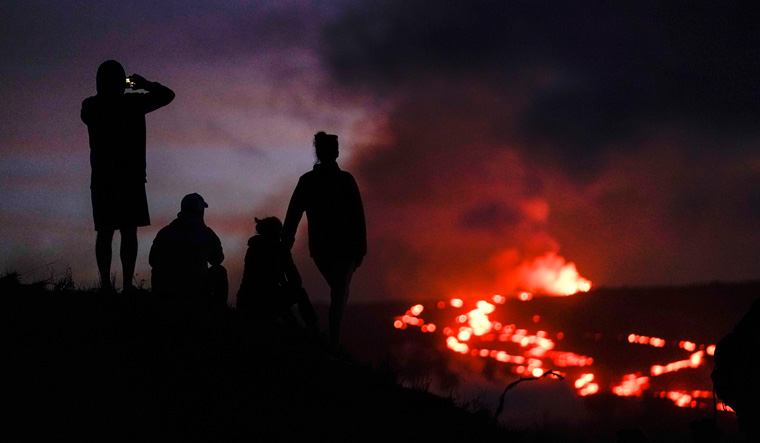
282 132 367 353
81 60 175 293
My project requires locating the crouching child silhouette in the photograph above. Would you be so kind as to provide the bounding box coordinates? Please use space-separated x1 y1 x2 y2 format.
236 217 319 335
149 193 228 309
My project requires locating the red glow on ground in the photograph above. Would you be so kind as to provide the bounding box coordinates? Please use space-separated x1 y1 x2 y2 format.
518 292 533 301
446 336 469 354
612 374 649 397
550 351 592 367
575 373 600 396
464 302 495 336
392 295 719 404
628 333 666 347
651 351 705 376
574 373 594 389
580 383 599 396
656 390 713 409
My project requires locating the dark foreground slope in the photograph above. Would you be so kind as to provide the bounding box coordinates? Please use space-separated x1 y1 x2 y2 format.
2 277 511 442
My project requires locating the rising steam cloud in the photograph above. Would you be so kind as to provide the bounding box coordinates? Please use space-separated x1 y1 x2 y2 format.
318 0 760 301
500 251 592 296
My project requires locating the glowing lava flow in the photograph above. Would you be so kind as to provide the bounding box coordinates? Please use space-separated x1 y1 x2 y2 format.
650 351 704 376
575 373 599 396
611 374 650 397
393 293 721 409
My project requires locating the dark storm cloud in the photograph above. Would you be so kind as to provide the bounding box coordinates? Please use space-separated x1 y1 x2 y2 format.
322 1 760 160
314 0 760 297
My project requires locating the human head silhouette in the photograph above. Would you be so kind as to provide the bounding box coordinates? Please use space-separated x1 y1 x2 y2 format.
314 131 339 163
254 216 282 238
179 193 208 218
96 60 127 97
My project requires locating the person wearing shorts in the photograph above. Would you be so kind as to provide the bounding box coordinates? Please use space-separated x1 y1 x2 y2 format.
81 60 174 293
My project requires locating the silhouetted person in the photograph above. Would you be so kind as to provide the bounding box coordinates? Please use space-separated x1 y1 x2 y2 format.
282 132 366 353
712 298 760 440
149 193 228 308
81 60 175 293
237 217 319 332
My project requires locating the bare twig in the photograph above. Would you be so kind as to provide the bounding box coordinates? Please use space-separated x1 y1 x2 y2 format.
494 370 565 420
19 261 59 276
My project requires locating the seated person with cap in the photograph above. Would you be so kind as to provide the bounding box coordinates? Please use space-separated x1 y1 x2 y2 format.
149 193 228 308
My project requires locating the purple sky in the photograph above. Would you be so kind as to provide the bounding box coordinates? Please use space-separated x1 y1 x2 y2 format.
2 1 759 303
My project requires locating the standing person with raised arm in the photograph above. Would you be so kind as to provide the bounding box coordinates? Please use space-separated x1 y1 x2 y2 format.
81 60 175 293
282 132 366 353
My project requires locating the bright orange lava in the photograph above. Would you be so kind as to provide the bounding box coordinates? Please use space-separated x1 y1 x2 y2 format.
612 374 649 397
513 252 592 296
393 292 721 408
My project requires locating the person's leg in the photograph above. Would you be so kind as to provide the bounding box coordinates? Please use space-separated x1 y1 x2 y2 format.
208 264 229 309
315 259 355 352
276 290 300 327
96 229 115 290
120 226 138 290
293 286 319 330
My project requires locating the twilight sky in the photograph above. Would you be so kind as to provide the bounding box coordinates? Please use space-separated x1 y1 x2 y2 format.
2 1 759 302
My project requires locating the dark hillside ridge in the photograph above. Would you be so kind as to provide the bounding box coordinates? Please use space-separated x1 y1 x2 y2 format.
2 277 511 441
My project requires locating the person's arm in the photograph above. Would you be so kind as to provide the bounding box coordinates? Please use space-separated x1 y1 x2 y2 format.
281 177 307 250
282 249 303 288
148 229 164 268
80 97 96 125
129 74 175 113
208 229 224 266
350 175 367 266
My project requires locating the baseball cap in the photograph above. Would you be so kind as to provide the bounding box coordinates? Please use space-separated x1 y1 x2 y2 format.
180 193 208 213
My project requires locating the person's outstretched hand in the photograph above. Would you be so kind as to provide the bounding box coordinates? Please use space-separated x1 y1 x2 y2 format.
128 73 149 90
